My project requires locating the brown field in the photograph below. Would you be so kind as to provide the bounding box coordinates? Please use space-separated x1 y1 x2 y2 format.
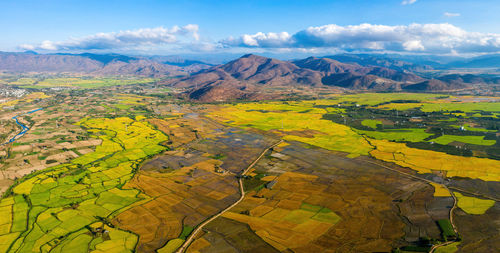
113 160 240 252
184 140 457 252
113 115 277 252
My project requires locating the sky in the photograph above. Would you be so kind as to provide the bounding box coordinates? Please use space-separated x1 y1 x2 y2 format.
1 0 499 56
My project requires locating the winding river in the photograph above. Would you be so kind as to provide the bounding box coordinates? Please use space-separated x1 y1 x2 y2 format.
3 108 43 145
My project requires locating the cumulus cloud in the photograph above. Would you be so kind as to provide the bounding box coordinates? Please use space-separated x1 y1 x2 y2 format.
401 0 417 5
222 32 292 48
221 23 500 54
20 25 200 51
444 12 461 17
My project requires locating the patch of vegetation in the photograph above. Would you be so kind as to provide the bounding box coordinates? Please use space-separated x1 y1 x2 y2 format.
430 135 496 146
179 225 194 240
437 219 456 239
361 119 382 129
454 192 495 215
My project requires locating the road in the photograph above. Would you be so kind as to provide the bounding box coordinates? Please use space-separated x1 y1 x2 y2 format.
175 139 283 253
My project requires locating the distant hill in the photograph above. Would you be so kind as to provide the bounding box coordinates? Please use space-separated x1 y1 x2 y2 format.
324 54 434 72
1 51 497 100
0 52 210 77
165 54 323 101
446 54 500 68
0 52 103 73
164 54 500 101
293 57 360 73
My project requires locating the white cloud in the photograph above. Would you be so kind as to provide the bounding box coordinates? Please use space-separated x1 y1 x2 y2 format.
221 23 500 54
401 0 417 5
402 40 425 51
18 23 500 55
20 25 200 51
444 12 461 17
223 32 291 48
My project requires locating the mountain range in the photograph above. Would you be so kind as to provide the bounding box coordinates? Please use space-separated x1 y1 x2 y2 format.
1 51 499 101
0 52 212 77
164 54 499 101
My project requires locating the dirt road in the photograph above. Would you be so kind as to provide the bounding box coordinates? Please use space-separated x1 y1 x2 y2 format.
175 139 283 253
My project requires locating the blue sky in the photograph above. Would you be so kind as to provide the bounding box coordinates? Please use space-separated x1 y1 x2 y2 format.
1 0 499 55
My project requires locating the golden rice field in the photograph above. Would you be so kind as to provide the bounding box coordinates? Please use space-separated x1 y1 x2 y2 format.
430 182 451 197
0 116 168 252
209 95 500 183
208 101 372 157
368 139 500 181
222 172 342 251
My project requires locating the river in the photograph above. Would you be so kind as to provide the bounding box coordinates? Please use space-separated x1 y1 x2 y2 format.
3 108 43 145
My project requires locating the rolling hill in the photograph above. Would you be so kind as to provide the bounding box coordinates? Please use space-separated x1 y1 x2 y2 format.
0 52 209 77
165 54 484 101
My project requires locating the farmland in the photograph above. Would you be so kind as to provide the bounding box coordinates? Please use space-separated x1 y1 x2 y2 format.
0 116 168 252
3 76 157 89
0 84 499 253
201 92 500 252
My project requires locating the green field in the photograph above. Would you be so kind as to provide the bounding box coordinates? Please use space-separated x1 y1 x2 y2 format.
435 242 460 253
420 102 500 113
430 135 496 146
0 116 168 252
454 192 495 215
437 219 456 239
7 77 157 89
357 128 432 142
361 119 382 129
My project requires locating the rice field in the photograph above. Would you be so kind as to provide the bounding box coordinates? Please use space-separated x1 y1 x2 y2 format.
0 116 168 252
208 101 373 157
357 128 432 142
454 192 495 215
369 139 500 181
430 135 496 146
361 119 382 129
6 77 157 89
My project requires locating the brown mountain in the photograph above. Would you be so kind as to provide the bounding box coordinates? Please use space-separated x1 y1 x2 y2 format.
166 54 488 101
324 54 434 72
292 57 359 74
402 79 469 91
1 51 489 101
363 67 424 83
219 54 322 85
166 54 324 101
294 56 424 83
93 59 183 77
321 73 399 90
0 52 194 77
0 52 103 72
437 74 500 85
167 54 434 101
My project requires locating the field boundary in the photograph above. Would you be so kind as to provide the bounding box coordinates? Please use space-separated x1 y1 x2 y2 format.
174 139 283 253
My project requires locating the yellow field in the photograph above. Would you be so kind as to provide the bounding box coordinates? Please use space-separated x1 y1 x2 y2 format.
0 116 168 252
435 242 460 253
208 102 372 156
369 139 500 181
430 182 451 197
221 172 342 251
0 92 50 107
454 192 495 215
157 239 185 253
